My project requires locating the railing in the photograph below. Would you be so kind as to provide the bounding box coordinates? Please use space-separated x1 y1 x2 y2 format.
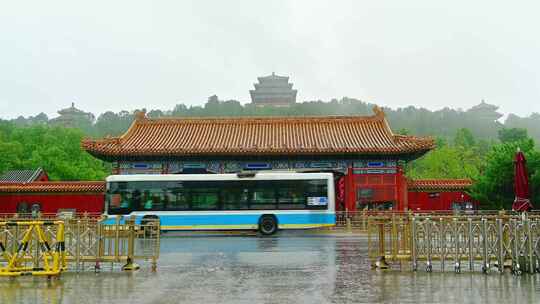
0 214 160 277
367 212 540 274
334 210 540 231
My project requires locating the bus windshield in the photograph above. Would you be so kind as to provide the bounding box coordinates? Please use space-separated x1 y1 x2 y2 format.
106 179 328 215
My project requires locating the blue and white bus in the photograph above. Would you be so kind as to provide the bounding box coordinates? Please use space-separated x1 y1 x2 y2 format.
105 172 335 234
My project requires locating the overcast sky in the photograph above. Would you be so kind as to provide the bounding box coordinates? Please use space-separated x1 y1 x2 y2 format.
1 0 539 119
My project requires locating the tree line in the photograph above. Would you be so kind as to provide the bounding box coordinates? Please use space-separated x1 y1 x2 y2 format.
0 122 108 181
9 96 540 144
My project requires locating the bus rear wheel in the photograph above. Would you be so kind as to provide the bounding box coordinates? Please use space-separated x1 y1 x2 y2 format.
259 215 278 235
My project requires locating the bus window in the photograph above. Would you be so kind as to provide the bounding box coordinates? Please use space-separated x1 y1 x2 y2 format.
141 189 165 211
109 193 122 208
304 180 328 210
222 187 249 210
277 185 305 210
108 192 133 215
250 182 277 210
190 186 219 210
168 184 190 210
305 180 327 197
131 190 142 211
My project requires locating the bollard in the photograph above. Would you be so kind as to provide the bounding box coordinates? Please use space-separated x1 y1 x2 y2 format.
496 218 504 273
114 216 121 263
151 256 157 272
362 210 367 231
468 218 474 272
75 219 81 272
391 214 398 262
511 219 522 275
524 214 534 274
122 218 140 271
95 221 104 273
56 221 67 272
452 218 460 273
481 218 489 273
425 218 432 272
373 220 389 269
411 217 417 271
440 218 446 272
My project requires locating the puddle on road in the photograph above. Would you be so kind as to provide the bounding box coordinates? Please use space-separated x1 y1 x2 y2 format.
1 235 539 303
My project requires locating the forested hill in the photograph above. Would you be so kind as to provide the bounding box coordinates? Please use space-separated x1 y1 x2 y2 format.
7 97 540 143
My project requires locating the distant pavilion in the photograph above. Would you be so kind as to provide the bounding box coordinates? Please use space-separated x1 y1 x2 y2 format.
249 73 297 107
50 102 95 128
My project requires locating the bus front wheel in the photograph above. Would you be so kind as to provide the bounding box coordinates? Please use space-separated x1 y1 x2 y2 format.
259 215 278 235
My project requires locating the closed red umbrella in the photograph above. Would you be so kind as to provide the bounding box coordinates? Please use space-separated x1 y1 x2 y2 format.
512 149 533 211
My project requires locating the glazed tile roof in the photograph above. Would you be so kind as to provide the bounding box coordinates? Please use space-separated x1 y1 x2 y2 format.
0 182 105 193
0 168 46 183
82 107 435 159
408 179 473 191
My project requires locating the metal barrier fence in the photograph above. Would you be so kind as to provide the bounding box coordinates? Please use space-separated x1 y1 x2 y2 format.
367 212 540 274
334 210 540 230
0 214 160 277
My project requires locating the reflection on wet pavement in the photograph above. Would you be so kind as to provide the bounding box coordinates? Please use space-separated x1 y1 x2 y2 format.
1 234 539 303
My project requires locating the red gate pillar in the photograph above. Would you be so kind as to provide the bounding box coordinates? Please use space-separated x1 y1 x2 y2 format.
345 167 356 212
396 166 408 211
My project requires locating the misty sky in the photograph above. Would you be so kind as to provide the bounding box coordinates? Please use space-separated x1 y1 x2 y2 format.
1 0 539 119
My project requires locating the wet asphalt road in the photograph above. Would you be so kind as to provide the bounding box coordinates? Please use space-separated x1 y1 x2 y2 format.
1 232 539 303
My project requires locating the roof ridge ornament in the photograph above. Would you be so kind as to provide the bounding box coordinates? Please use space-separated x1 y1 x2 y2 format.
372 106 385 118
135 110 146 121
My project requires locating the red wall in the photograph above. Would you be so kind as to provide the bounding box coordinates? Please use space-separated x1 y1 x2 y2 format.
0 193 104 214
344 167 405 211
408 191 474 211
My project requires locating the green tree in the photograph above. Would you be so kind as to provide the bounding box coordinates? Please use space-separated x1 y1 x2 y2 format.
0 123 108 180
470 138 540 209
498 128 528 144
505 113 540 144
454 128 476 148
406 146 480 179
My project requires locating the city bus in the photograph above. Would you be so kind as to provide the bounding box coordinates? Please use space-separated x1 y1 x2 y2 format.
104 172 335 235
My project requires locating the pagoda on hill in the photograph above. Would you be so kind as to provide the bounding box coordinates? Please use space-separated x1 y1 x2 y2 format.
249 72 297 107
467 100 503 121
49 102 95 128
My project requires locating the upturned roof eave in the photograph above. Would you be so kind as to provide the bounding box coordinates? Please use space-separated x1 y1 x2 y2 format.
84 147 433 162
81 110 435 162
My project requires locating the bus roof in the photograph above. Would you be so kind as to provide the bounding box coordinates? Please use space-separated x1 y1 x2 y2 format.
106 172 334 183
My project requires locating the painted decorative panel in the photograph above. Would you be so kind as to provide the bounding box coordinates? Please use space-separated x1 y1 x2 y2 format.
353 169 397 175
272 161 290 170
207 162 222 173
116 159 373 175
353 160 397 168
223 161 242 173
244 163 271 170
